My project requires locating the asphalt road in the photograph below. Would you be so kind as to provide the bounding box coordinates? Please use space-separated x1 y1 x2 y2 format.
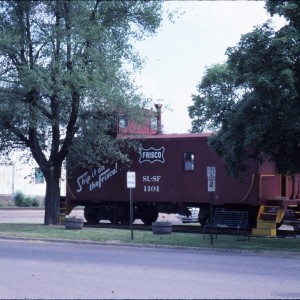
0 239 299 299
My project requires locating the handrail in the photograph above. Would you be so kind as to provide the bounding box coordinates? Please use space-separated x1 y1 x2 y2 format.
240 174 255 202
66 181 78 200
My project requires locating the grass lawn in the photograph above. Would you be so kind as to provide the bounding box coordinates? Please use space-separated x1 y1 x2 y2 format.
0 223 299 253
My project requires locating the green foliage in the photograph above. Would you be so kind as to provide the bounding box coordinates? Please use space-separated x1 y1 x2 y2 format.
0 1 164 224
266 0 300 30
15 191 39 207
188 63 240 132
189 4 300 179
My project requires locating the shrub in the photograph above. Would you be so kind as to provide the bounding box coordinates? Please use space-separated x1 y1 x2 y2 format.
15 191 39 207
26 196 40 207
15 191 26 207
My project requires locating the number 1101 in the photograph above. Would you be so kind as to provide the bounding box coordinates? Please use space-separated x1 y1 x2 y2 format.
144 185 160 192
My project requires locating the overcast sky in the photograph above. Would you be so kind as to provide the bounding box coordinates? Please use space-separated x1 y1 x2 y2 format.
134 1 286 133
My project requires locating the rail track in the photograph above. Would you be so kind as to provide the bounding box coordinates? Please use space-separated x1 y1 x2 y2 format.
84 222 203 233
84 222 296 237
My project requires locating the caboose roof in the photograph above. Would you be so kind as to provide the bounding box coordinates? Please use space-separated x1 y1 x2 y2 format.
120 132 213 140
149 132 212 138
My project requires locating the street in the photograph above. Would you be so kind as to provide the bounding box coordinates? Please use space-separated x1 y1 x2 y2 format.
0 239 299 299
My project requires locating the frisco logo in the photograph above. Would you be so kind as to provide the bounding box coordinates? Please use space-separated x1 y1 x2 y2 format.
139 147 165 164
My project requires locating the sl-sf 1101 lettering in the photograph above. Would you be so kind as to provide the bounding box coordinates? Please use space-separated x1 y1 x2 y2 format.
144 185 160 192
142 176 161 182
143 175 161 192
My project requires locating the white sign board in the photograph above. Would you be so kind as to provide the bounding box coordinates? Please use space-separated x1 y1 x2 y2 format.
207 166 216 192
127 171 136 189
207 166 216 178
208 177 216 192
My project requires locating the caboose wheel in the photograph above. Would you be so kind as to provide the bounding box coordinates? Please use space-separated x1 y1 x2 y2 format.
108 207 128 225
109 215 135 225
84 208 100 224
140 209 158 225
120 217 135 225
108 216 121 224
198 208 209 226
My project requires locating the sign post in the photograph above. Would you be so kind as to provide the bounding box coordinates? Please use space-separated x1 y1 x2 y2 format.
207 166 216 245
127 171 136 240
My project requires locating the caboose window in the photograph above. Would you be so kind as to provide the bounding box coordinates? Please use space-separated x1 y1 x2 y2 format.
183 152 194 171
150 116 157 131
119 115 128 128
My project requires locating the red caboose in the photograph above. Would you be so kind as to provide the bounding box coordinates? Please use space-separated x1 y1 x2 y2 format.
64 105 300 229
65 132 296 227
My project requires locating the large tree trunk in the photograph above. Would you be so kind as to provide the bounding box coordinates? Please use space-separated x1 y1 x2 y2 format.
44 166 61 225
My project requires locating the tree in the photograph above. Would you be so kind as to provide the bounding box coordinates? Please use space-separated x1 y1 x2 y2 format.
0 1 163 224
188 2 300 185
266 1 300 31
188 63 242 133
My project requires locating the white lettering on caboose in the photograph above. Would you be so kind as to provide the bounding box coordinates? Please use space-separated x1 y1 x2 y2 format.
139 147 165 164
76 163 118 193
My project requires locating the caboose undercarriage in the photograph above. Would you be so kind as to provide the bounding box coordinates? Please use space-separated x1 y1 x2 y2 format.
69 200 186 225
63 197 300 234
83 201 159 225
65 199 262 228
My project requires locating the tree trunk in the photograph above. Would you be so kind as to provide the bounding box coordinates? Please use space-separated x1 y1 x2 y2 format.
44 166 61 225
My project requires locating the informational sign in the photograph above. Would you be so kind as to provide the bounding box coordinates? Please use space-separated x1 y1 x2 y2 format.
207 166 216 192
127 171 136 189
207 166 216 178
207 166 216 245
127 171 136 241
208 177 216 192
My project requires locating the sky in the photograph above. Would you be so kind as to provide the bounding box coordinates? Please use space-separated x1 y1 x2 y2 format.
134 1 286 134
